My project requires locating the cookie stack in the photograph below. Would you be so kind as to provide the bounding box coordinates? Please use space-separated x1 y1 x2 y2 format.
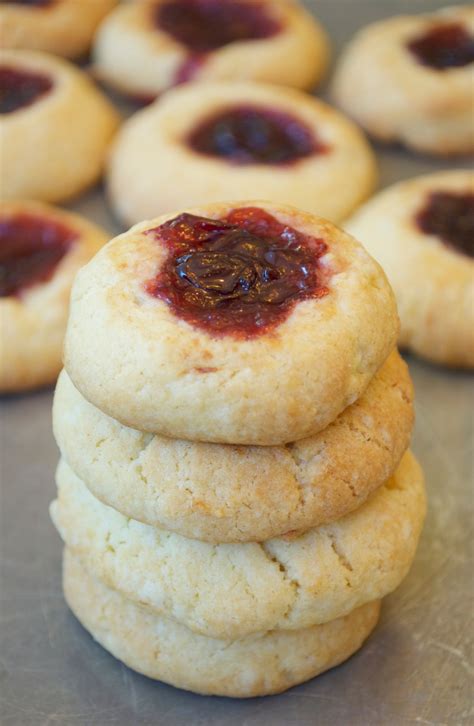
51 200 426 697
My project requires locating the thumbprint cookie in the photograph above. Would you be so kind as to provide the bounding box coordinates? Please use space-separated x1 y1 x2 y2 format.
93 0 330 100
331 5 474 155
346 170 474 368
63 551 381 698
63 201 398 445
0 50 119 203
53 350 413 543
0 0 117 59
0 200 109 392
108 82 377 225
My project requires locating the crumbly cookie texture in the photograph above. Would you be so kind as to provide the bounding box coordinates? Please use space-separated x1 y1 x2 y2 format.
51 452 425 640
0 0 117 58
346 170 474 368
64 201 398 445
0 50 120 203
64 550 381 698
93 0 330 98
107 81 377 226
331 5 474 155
54 349 413 542
0 201 110 392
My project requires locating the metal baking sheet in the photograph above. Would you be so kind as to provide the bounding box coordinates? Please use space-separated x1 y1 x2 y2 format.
1 1 473 723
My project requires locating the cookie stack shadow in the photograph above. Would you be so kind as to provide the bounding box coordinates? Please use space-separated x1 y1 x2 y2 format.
50 206 426 698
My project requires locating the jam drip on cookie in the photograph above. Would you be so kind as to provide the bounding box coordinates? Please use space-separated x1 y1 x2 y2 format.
155 0 282 85
188 106 326 165
146 207 329 337
416 191 474 258
0 213 77 297
0 66 53 114
407 23 474 69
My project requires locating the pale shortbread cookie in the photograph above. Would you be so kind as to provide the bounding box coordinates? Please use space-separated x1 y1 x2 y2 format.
0 50 119 203
53 350 413 543
331 6 474 155
0 201 109 392
346 170 474 368
93 0 330 99
64 550 381 698
107 82 377 226
0 0 117 59
64 201 398 445
51 452 425 640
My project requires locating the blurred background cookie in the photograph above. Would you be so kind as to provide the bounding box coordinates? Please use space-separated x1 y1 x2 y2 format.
0 200 109 392
0 0 117 59
331 5 474 155
93 0 330 101
108 82 377 225
0 50 120 202
346 169 474 368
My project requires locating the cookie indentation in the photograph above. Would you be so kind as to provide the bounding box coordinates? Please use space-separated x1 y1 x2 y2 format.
145 207 330 337
187 105 327 165
407 22 474 69
155 0 281 53
416 191 474 258
0 66 53 114
0 213 77 297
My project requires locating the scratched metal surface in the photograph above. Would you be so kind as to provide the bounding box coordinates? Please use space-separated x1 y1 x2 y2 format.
1 1 473 724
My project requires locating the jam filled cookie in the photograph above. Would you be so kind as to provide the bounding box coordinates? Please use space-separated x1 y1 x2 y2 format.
0 0 117 59
108 82 377 226
93 0 330 101
52 452 425 640
0 201 109 392
331 5 474 155
64 201 398 445
0 50 119 203
53 350 413 543
63 551 381 698
346 170 474 368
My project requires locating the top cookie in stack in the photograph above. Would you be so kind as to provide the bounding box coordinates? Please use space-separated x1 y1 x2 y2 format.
52 201 424 698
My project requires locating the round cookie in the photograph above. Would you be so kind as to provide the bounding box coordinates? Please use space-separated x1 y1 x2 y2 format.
51 452 425 640
331 5 474 155
107 82 377 226
63 201 398 445
53 350 413 543
0 50 119 203
93 0 330 100
64 550 381 698
346 170 474 368
0 0 117 59
0 201 110 392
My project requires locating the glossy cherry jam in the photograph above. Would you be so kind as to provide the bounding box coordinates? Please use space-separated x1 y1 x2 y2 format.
0 213 77 297
416 191 474 258
145 207 329 337
187 105 325 165
0 66 53 114
155 0 281 53
407 22 474 69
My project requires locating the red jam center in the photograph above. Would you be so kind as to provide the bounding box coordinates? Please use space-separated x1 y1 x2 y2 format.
416 191 474 258
0 66 53 114
187 105 326 165
145 207 329 338
407 23 474 69
155 0 281 53
0 213 77 297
